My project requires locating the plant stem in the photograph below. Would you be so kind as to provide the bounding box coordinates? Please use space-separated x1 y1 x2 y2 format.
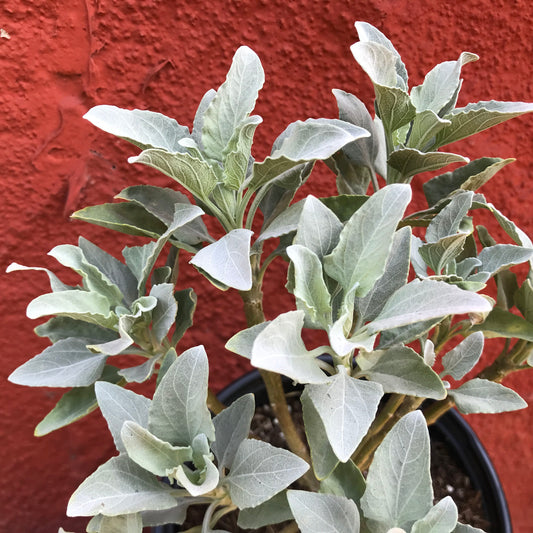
353 396 424 470
208 389 226 415
278 522 299 533
239 256 312 468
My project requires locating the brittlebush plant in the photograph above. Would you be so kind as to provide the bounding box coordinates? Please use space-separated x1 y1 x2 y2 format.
9 22 533 533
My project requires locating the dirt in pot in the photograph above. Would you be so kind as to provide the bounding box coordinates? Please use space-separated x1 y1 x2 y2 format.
178 392 491 532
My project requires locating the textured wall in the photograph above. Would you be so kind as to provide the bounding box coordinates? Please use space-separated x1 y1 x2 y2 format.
1 0 532 531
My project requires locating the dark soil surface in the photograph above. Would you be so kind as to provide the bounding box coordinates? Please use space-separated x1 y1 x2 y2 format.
179 392 491 532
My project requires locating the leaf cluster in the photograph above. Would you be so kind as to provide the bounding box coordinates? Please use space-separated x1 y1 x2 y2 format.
8 21 533 533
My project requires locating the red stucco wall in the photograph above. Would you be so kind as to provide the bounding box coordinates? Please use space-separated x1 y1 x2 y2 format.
1 1 532 531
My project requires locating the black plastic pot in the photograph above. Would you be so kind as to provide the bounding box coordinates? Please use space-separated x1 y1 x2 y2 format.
154 370 512 533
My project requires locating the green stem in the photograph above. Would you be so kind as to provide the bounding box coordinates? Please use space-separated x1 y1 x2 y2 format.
350 393 405 466
278 522 299 533
354 396 424 470
244 184 272 230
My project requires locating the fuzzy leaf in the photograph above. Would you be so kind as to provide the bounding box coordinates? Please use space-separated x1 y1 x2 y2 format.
287 491 360 533
355 21 408 87
306 370 383 462
175 455 220 496
436 100 533 147
355 226 411 323
250 119 369 190
423 158 514 206
192 89 216 147
406 110 451 151
419 233 470 275
250 311 328 384
426 191 473 243
67 455 176 517
361 411 432 529
129 150 218 201
294 196 343 259
449 378 527 414
95 382 151 453
212 393 255 470
411 52 478 115
26 290 115 328
141 501 190 527
287 245 332 329
34 367 121 436
332 89 382 184
117 185 211 245
6 262 71 292
256 200 305 244
9 338 107 388
471 306 533 341
72 202 168 239
441 332 484 380
367 279 491 333
201 46 264 161
301 389 339 480
78 238 138 305
223 115 262 189
225 322 270 359
172 289 197 345
324 184 411 297
387 148 468 182
35 317 118 344
226 439 309 509
356 345 446 399
320 460 366 505
84 106 190 152
124 203 204 292
411 496 459 533
149 346 214 446
237 492 293 529
149 284 178 343
49 244 124 306
515 279 533 322
190 229 253 290
121 421 193 476
477 244 533 276
98 513 143 533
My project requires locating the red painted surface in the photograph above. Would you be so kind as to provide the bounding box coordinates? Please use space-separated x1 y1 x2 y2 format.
1 1 532 531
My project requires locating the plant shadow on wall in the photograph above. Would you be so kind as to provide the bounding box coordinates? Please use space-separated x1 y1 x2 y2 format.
8 21 533 533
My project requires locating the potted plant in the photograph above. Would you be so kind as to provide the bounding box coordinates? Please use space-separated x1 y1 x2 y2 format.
8 21 533 532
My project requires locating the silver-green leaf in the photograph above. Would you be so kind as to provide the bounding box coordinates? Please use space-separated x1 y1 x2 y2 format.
95 382 151 453
361 411 433 529
226 439 309 509
356 345 446 400
190 229 253 291
367 279 492 334
201 46 265 161
9 338 107 388
441 332 484 381
84 105 190 152
212 393 255 470
449 378 527 414
411 496 459 533
149 346 215 446
324 184 411 297
67 455 176 517
306 369 383 462
250 311 328 384
287 490 360 533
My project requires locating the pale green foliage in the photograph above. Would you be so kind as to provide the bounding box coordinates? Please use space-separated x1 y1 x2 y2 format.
9 20 533 533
